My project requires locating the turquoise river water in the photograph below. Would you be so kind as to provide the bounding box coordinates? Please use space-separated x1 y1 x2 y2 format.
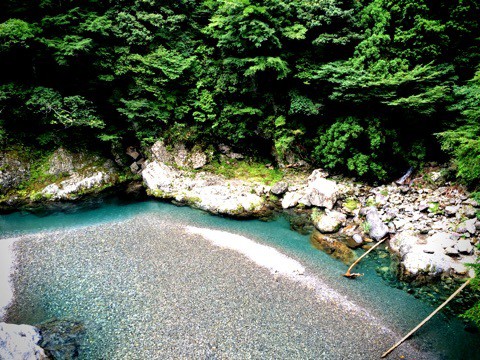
1 197 479 359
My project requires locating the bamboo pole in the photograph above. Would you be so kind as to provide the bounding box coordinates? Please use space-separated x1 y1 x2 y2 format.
343 238 388 278
381 278 472 358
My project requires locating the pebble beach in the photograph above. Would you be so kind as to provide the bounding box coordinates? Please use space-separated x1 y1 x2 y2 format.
4 213 435 359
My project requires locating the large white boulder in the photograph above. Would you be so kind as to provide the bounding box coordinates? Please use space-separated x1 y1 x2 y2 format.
307 170 338 209
142 161 266 216
0 323 47 360
366 207 389 241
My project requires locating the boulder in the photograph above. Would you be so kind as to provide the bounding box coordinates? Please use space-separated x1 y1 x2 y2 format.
150 141 207 169
142 161 267 217
307 170 338 209
281 192 302 209
445 246 459 257
142 161 180 194
457 218 477 234
189 147 207 169
457 239 474 255
173 143 189 167
311 210 346 233
444 205 459 217
462 206 477 219
0 322 47 360
389 231 476 281
270 181 288 196
366 207 389 241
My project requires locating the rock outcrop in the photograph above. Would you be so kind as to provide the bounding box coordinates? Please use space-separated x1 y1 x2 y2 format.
40 150 119 201
142 161 267 217
0 152 30 194
0 323 47 360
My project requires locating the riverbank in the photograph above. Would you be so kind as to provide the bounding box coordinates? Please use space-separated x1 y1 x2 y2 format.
4 212 439 359
1 143 479 288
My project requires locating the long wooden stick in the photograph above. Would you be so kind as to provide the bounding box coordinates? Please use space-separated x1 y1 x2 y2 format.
343 238 388 278
381 278 472 358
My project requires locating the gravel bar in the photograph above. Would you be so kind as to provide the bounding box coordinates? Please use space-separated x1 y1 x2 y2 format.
6 213 436 359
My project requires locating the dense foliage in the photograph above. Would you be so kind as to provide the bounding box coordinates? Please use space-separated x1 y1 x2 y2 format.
0 0 479 184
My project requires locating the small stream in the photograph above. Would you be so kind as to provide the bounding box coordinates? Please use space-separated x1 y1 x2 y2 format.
1 197 479 359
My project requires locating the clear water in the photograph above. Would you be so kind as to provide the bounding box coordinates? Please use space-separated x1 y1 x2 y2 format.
1 197 479 359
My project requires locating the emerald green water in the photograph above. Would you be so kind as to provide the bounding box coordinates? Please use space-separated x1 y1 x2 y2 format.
1 197 479 359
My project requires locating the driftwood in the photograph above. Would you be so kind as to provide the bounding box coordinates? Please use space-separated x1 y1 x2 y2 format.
343 238 388 278
381 278 472 358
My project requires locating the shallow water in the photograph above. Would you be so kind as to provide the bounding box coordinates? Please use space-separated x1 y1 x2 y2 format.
1 197 480 359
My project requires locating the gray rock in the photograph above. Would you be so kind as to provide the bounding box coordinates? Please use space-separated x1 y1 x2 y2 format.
352 234 363 244
307 170 338 209
457 239 474 255
311 210 346 234
457 218 477 234
173 143 189 167
271 181 288 196
150 140 174 164
462 206 477 219
218 144 244 159
42 171 114 200
366 207 389 241
445 246 459 257
427 232 457 248
444 205 459 217
0 322 47 360
464 198 478 207
189 148 207 169
142 161 266 217
47 147 75 176
281 191 302 209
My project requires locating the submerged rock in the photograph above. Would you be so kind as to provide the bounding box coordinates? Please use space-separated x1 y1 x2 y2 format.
38 319 85 360
310 230 357 264
0 322 47 360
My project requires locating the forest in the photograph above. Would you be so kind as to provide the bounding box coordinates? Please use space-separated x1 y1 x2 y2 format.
0 0 479 187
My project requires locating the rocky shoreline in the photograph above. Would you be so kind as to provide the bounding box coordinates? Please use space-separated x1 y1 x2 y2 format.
1 142 479 286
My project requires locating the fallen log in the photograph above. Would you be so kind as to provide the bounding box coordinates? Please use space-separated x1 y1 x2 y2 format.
343 237 388 278
381 278 472 358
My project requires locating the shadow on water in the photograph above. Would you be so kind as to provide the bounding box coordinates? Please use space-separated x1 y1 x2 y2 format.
1 196 480 359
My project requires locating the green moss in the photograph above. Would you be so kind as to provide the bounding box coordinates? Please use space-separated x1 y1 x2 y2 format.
428 202 443 214
343 198 360 211
204 159 283 186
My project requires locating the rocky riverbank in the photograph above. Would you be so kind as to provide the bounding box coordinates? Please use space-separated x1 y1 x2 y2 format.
138 141 480 285
1 142 479 287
